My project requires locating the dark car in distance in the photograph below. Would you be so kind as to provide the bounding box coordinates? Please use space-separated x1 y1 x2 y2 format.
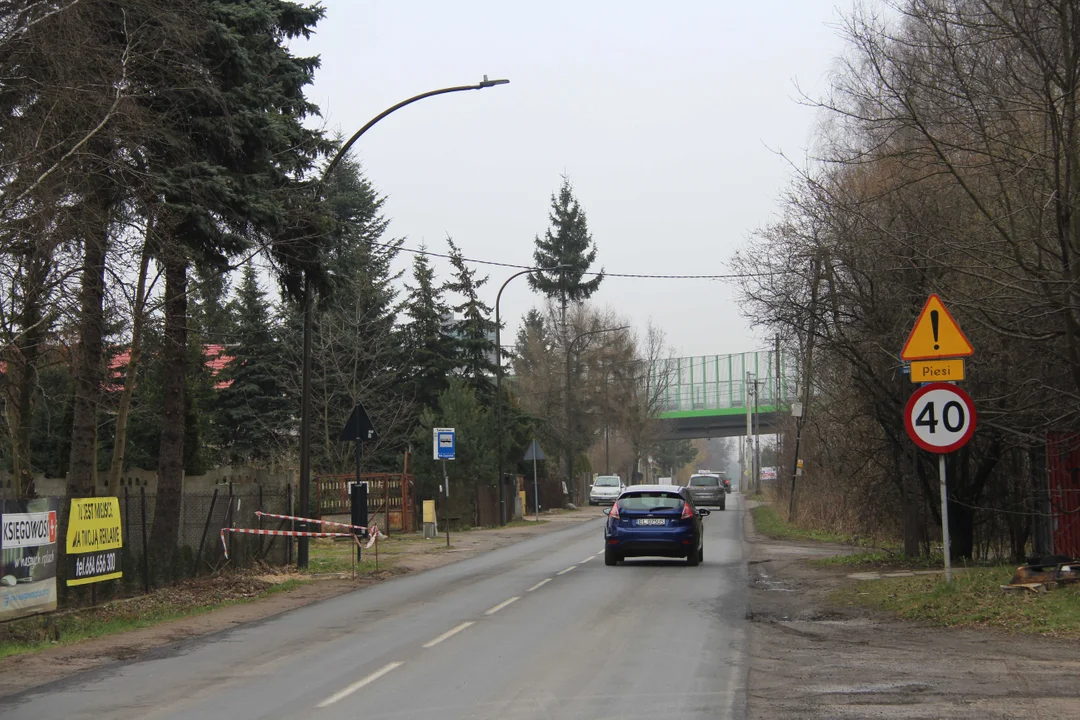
603 485 710 566
687 474 726 509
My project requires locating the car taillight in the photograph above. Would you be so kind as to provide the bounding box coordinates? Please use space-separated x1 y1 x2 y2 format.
680 503 694 520
609 503 621 519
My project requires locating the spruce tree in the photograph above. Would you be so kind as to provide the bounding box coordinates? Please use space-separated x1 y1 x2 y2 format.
528 176 604 325
216 263 290 465
402 250 454 409
321 150 399 350
445 238 496 393
190 264 233 344
307 150 407 472
146 0 328 556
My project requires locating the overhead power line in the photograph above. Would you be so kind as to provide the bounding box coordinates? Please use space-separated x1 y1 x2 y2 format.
369 239 777 280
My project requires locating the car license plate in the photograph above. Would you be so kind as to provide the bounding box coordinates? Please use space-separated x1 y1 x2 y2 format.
636 518 666 526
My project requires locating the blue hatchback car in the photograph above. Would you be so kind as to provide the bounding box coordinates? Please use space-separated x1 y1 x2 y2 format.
603 485 710 566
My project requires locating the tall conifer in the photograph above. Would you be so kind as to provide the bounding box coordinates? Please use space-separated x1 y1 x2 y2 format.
528 176 604 327
445 238 496 393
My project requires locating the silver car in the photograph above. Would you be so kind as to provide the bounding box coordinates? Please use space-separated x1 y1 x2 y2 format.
589 475 624 505
687 474 725 510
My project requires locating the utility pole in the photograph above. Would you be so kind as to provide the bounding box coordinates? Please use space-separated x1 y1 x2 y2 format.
753 378 761 496
745 371 755 493
775 335 782 494
789 256 821 521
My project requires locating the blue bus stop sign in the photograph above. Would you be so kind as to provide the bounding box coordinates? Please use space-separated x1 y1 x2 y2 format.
434 428 455 460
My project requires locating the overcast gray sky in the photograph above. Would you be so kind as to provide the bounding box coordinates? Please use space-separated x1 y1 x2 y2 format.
295 1 848 358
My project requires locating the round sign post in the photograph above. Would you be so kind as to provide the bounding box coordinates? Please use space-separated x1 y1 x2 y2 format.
904 383 977 453
904 383 976 584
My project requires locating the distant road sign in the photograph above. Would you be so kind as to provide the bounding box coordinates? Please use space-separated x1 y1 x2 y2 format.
909 359 965 383
901 294 974 361
904 383 976 453
434 427 455 460
523 439 546 462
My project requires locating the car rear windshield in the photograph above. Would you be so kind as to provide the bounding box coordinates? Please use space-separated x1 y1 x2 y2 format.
594 477 620 487
689 476 720 487
618 492 684 511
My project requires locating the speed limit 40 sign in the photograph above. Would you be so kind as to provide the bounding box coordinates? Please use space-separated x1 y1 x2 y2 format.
904 382 977 453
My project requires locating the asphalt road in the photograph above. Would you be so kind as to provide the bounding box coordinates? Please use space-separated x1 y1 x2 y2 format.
6 495 748 720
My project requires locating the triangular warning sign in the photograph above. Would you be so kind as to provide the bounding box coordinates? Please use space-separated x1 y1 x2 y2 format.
523 439 546 462
340 402 379 442
900 294 974 361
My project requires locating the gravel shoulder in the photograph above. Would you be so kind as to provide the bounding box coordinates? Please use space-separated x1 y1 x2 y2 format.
0 507 603 699
745 506 1080 719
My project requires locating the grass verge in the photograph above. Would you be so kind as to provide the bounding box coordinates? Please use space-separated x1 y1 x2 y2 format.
836 566 1080 638
306 536 409 574
750 503 850 544
0 572 310 660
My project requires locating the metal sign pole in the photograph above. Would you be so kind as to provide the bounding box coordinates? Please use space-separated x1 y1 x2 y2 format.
443 459 450 548
354 440 361 580
533 455 539 521
939 453 952 584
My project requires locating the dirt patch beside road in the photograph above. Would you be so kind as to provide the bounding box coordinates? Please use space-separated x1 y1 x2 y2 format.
745 510 1080 719
0 507 602 699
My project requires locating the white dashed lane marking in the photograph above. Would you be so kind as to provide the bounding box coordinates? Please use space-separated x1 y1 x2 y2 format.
484 597 521 616
317 661 404 708
421 621 475 649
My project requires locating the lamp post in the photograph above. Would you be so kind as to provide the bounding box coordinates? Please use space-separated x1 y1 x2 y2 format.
297 75 509 568
493 265 565 526
565 326 628 505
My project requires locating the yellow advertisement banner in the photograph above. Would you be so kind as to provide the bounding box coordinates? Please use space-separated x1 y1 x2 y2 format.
422 500 435 524
66 498 122 554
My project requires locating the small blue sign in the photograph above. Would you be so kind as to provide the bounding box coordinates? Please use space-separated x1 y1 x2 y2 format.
434 427 455 461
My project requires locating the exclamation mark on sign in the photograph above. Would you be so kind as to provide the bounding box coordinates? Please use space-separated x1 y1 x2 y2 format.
931 310 940 350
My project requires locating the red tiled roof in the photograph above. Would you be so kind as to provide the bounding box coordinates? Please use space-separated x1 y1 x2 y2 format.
1 345 235 391
105 345 235 391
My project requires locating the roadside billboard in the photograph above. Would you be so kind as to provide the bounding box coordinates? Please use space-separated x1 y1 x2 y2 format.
66 497 123 586
0 497 59 621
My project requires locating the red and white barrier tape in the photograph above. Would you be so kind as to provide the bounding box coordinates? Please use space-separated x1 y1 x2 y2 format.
219 527 361 560
366 523 382 549
253 511 369 535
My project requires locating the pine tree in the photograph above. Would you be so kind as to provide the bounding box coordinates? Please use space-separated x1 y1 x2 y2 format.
216 263 290 465
528 176 604 326
445 238 496 393
402 250 454 410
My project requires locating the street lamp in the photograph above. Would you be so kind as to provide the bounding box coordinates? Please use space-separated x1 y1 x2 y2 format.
565 326 629 505
493 265 566 525
297 76 510 568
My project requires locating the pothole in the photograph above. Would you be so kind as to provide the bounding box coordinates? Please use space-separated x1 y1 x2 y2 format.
752 568 797 592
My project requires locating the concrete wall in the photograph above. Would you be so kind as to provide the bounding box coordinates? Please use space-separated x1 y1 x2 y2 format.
0 467 293 500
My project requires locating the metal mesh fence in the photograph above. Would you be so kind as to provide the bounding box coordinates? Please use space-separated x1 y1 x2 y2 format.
107 484 295 594
657 351 797 413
